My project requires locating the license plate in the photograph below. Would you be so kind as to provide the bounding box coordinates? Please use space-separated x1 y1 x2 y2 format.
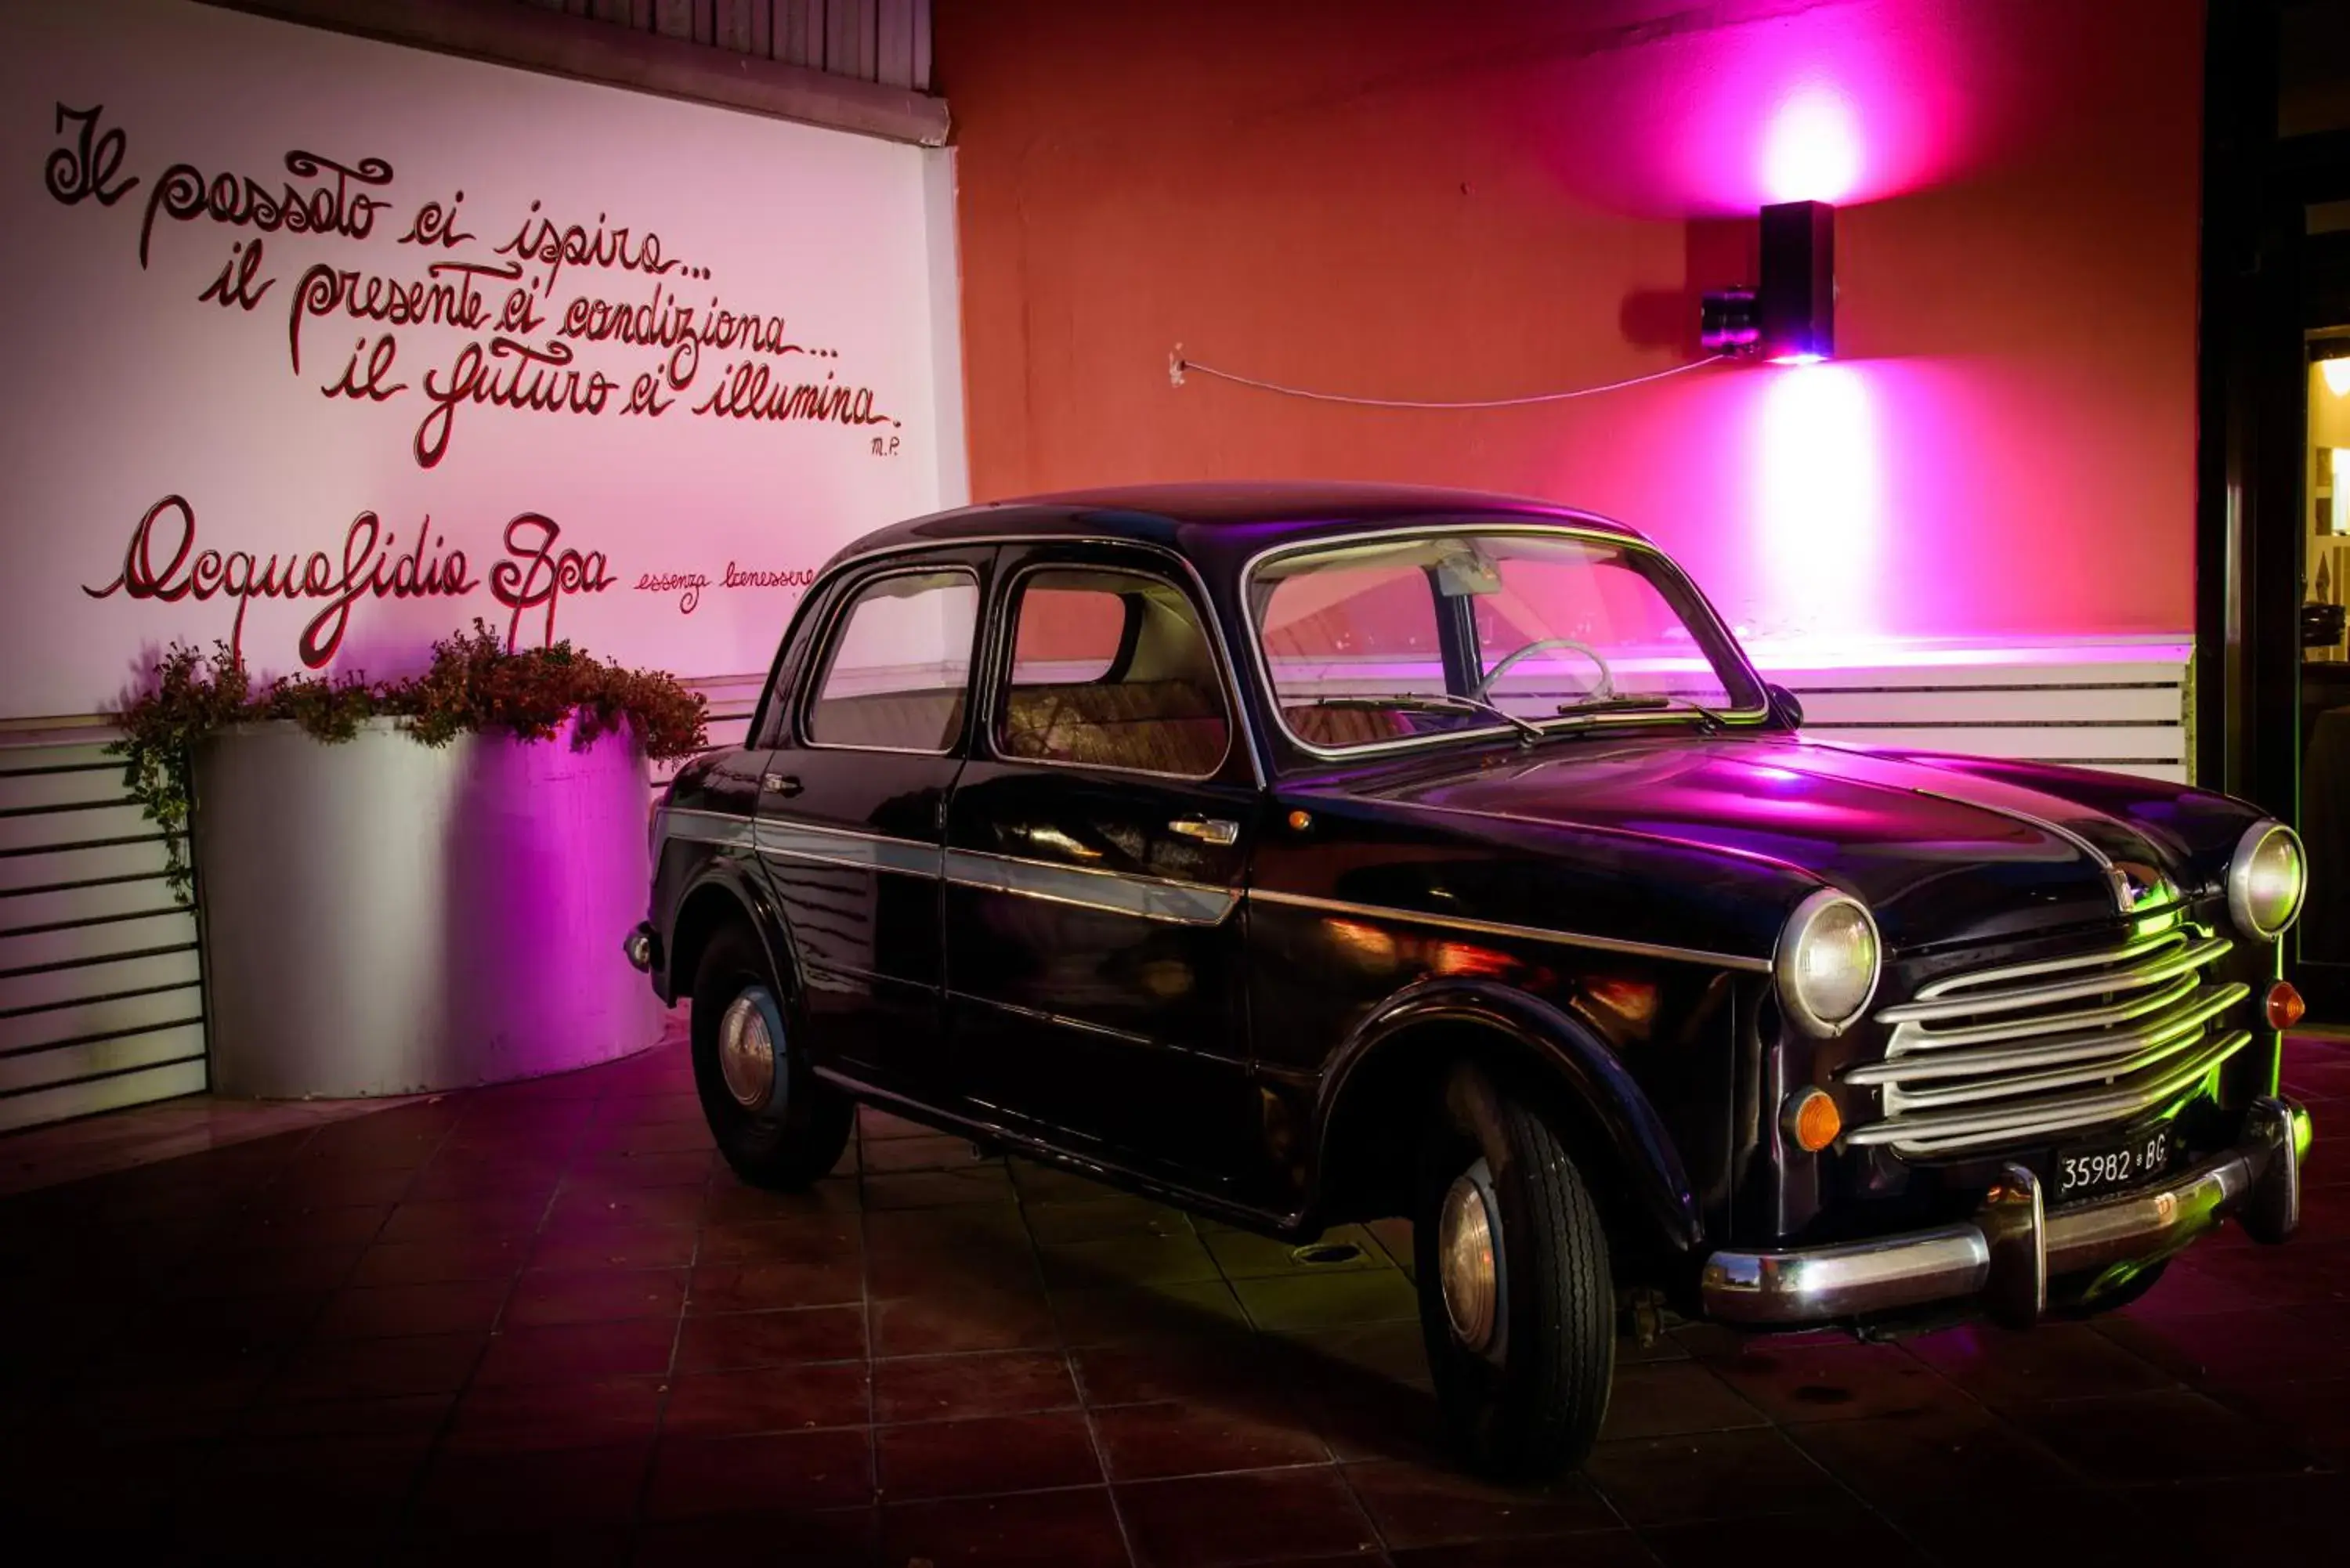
2054 1125 2177 1201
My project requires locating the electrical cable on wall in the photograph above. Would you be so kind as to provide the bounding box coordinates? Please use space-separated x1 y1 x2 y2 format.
1166 345 1732 409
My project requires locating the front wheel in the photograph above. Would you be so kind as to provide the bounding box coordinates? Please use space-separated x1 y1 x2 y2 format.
1414 1064 1615 1478
690 923 853 1190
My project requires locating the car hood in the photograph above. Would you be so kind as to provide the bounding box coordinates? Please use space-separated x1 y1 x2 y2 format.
1325 734 2234 950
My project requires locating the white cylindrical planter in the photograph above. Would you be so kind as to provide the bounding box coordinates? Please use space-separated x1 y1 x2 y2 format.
194 717 661 1098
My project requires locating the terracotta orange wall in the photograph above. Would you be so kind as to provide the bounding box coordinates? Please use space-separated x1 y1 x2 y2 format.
932 0 2204 644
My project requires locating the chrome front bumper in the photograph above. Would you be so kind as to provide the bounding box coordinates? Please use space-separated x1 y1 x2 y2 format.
1701 1096 2312 1327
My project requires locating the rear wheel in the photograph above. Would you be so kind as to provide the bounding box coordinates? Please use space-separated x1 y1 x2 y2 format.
1414 1062 1615 1478
690 923 852 1190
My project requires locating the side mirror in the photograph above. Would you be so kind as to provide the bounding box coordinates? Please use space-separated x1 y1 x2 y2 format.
1766 683 1805 729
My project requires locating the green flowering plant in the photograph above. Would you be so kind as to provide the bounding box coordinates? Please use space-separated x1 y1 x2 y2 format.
115 622 709 902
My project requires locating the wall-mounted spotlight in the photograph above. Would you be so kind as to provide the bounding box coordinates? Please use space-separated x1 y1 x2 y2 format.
1701 200 1836 363
1699 287 1759 354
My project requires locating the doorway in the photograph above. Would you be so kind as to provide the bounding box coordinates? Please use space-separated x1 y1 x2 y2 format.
2197 3 2350 1024
2299 309 2350 1016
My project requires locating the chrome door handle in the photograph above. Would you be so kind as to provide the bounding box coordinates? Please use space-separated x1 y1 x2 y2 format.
1169 817 1239 846
761 772 802 797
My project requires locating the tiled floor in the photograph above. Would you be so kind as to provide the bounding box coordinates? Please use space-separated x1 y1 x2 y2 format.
2 1028 2346 1566
0 1089 432 1199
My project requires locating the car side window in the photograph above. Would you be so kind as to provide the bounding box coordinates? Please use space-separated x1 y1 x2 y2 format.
996 567 1231 777
804 568 981 753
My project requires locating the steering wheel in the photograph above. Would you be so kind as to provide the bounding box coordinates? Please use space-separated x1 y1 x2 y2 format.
1471 637 1614 703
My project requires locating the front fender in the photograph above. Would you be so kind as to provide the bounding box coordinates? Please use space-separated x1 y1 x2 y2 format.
1313 977 1702 1253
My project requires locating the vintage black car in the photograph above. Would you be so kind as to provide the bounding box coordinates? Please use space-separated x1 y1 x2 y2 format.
627 482 2313 1476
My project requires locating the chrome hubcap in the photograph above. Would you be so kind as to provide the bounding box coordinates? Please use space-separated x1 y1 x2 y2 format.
718 991 779 1111
1438 1167 1500 1353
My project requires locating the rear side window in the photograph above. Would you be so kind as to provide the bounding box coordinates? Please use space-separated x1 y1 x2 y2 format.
804 569 979 753
1007 585 1131 685
996 567 1230 777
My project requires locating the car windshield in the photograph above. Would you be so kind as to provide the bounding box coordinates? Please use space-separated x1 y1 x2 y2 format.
1247 529 1765 753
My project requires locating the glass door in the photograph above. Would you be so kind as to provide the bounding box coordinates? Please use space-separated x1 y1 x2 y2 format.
2298 313 2350 1018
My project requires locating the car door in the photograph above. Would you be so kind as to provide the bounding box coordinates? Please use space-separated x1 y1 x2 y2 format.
757 547 993 1098
944 542 1262 1187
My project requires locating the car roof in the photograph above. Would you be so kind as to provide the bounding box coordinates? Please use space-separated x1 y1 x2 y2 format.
822 482 1649 580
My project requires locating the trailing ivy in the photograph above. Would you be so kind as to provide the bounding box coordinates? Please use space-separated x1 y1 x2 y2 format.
114 622 709 905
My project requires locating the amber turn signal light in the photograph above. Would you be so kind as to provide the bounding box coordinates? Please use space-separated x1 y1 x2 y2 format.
1784 1087 1842 1153
2266 980 2307 1032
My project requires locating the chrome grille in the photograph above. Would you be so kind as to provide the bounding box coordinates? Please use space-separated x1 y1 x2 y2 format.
1841 926 2247 1158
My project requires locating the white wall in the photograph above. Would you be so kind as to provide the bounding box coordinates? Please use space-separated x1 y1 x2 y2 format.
0 0 963 721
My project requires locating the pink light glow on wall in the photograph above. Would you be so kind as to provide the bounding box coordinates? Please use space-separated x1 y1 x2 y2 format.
1752 362 1881 641
1762 86 1864 204
1677 9 1972 215
1519 3 1980 219
943 0 2206 645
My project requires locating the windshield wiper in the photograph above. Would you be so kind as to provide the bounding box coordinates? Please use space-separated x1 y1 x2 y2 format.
1301 692 1545 745
1553 693 1726 733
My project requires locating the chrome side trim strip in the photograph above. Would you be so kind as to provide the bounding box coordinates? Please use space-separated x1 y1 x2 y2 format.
948 991 1161 1048
944 848 1238 926
755 819 940 878
743 814 1244 923
661 807 756 850
1245 887 1772 971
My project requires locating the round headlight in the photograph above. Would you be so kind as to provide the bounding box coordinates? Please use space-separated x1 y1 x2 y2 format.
1775 889 1881 1037
2228 820 2306 941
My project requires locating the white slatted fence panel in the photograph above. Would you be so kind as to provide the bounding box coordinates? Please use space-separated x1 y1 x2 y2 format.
0 878 186 932
0 987 204 1058
652 673 766 797
0 730 205 1135
0 1022 207 1097
1752 643 2192 786
0 949 204 1019
0 1062 209 1135
0 839 186 895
